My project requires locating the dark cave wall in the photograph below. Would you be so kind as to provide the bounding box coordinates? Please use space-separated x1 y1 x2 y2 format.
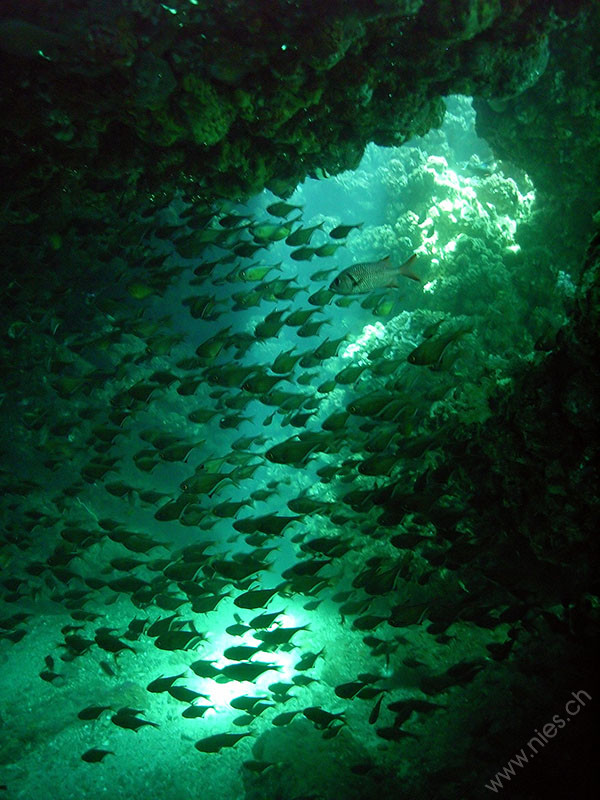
0 0 594 260
474 4 600 270
462 5 600 591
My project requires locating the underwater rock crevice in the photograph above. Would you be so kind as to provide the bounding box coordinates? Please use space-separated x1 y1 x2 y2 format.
0 0 595 268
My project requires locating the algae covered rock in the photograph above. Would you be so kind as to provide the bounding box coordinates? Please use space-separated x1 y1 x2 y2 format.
420 0 503 41
179 74 237 147
131 52 176 111
0 0 592 230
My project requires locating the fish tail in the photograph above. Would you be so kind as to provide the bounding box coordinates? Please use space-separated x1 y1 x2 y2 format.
455 326 474 339
398 253 420 282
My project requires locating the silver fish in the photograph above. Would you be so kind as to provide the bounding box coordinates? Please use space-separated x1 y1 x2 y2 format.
329 254 420 294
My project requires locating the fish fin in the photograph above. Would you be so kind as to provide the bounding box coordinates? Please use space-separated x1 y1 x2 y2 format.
348 273 360 288
398 253 420 282
380 255 392 266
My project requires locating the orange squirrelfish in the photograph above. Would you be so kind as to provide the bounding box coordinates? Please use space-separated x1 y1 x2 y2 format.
329 254 420 294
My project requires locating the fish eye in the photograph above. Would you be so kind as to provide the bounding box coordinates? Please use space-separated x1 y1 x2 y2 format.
181 482 189 490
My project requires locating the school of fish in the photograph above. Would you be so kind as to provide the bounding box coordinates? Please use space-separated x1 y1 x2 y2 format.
0 190 515 797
